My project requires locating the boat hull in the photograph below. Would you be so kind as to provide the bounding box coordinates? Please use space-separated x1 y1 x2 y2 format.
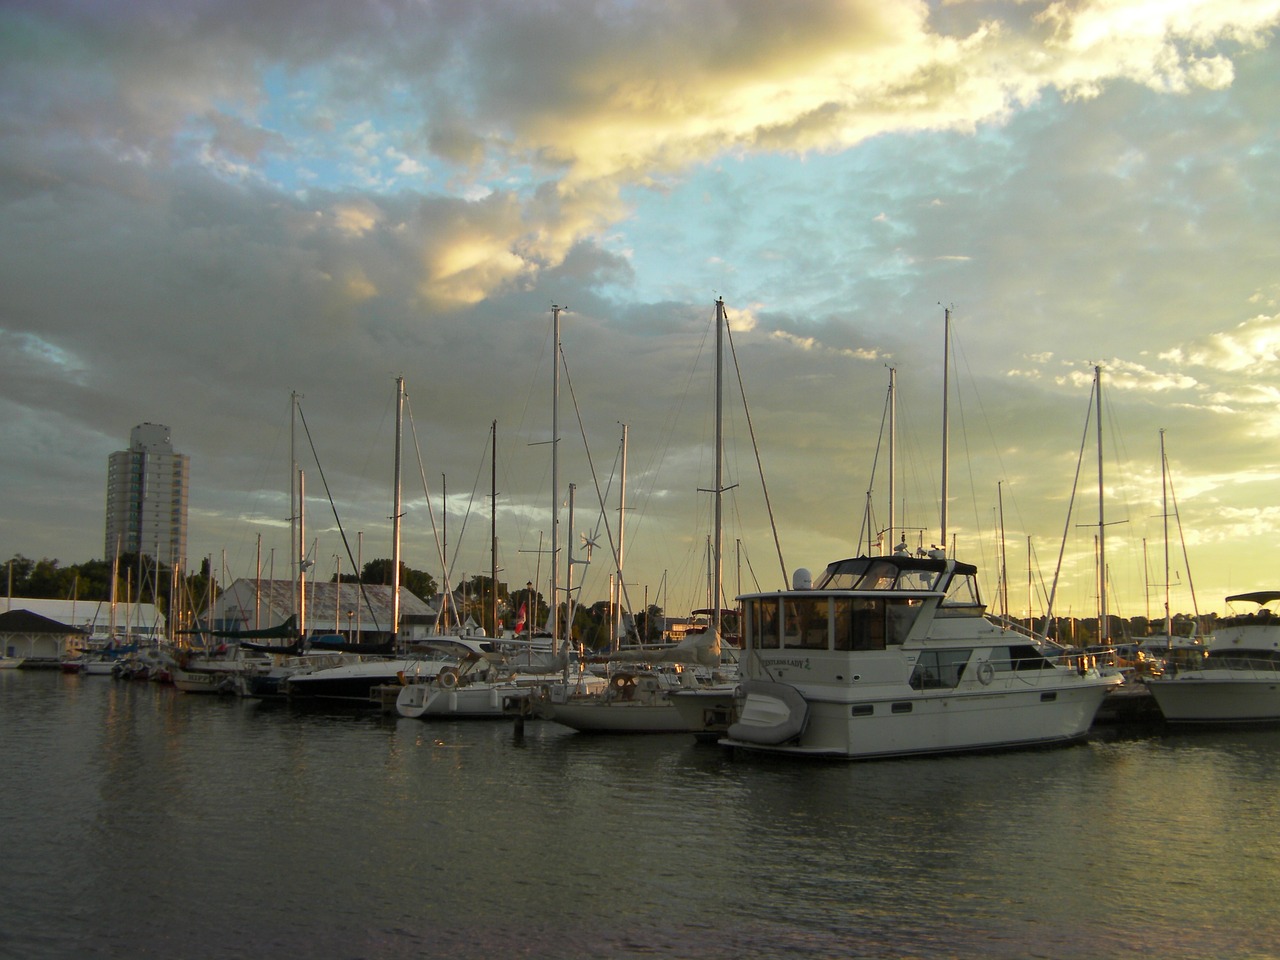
1146 674 1280 723
285 658 431 706
667 686 737 740
397 681 532 719
722 679 1116 759
172 667 241 694
547 699 690 733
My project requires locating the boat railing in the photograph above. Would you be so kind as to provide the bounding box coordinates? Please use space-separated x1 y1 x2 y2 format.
1202 653 1280 675
986 614 1040 640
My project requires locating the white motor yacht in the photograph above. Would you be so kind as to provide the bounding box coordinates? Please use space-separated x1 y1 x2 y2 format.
718 553 1123 759
1146 591 1280 723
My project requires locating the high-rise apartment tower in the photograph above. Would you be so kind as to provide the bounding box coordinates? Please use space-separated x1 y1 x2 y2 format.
104 423 189 566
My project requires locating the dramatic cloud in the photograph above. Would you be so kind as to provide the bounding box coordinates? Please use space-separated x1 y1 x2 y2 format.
3 0 1280 620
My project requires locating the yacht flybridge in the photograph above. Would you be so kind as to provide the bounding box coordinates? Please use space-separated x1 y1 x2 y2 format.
719 553 1123 759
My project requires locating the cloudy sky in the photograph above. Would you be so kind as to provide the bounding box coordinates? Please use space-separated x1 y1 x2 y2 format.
4 0 1279 626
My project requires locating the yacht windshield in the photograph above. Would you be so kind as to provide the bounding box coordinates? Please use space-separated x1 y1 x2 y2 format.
813 557 946 592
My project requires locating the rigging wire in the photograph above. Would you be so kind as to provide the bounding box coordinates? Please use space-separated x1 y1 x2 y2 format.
294 402 383 633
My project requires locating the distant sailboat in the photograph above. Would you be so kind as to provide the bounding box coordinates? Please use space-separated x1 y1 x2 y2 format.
546 298 734 734
285 378 439 705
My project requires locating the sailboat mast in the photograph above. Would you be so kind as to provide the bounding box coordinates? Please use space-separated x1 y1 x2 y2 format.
1161 427 1172 639
998 481 1008 618
290 391 299 629
615 422 628 649
940 308 951 554
713 298 726 638
297 467 306 642
551 304 563 647
392 376 404 646
1095 365 1108 642
490 419 498 637
888 366 896 553
565 482 576 647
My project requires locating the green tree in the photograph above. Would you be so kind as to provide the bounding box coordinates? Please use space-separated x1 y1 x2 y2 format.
361 559 437 601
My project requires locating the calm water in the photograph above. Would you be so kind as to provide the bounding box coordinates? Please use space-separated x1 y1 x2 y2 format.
3 670 1279 960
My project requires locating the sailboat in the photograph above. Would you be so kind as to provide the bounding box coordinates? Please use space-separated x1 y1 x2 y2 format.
285 378 445 706
545 298 734 734
718 309 1123 759
395 415 603 719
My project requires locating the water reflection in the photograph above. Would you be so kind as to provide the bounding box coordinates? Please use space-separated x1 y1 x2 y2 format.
2 672 1279 959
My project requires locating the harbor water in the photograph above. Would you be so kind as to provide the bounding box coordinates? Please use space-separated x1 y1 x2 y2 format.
3 669 1279 960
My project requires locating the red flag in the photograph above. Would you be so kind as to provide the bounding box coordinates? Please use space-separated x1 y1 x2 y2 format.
514 603 527 633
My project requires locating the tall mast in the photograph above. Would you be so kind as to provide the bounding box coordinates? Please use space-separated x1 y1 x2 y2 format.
490 419 498 637
615 422 628 650
712 299 726 638
888 366 896 553
998 481 1008 618
297 467 306 641
565 482 577 649
289 391 300 628
940 308 951 554
551 304 563 647
391 376 404 646
1161 427 1172 640
1095 365 1108 642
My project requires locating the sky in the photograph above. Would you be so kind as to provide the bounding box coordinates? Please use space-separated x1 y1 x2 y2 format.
3 0 1280 627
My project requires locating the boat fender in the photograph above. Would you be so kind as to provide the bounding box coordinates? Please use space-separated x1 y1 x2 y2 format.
976 662 995 686
438 669 459 690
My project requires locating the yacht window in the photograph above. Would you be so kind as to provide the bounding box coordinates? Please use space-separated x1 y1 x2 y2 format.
851 599 887 650
885 599 922 645
784 597 830 650
909 649 973 690
989 644 1054 671
856 561 901 590
748 599 781 650
1208 649 1280 671
896 570 940 592
833 599 855 651
942 573 984 608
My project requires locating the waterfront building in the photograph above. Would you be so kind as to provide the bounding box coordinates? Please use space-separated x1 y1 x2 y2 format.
204 578 439 644
0 609 88 664
0 597 165 642
104 423 189 567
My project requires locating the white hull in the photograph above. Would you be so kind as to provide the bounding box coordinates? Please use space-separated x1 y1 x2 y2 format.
397 679 535 719
172 668 240 694
1146 591 1280 723
0 657 24 670
397 672 605 719
1146 674 1280 723
724 678 1113 758
663 686 737 738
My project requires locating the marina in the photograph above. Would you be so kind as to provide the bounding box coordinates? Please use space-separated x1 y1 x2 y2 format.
4 667 1280 960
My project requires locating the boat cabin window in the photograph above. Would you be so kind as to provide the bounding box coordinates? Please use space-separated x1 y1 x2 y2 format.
747 599 782 649
1207 648 1280 671
814 557 946 591
748 594 924 650
836 599 888 651
783 597 831 649
909 649 973 690
940 571 985 614
988 644 1054 672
